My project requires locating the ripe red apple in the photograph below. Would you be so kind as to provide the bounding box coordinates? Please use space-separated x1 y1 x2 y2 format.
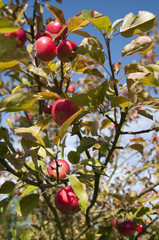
56 40 78 62
112 218 121 228
137 224 143 233
46 20 67 40
119 220 136 236
67 85 75 93
5 28 27 48
48 159 70 180
52 98 78 126
35 30 47 40
44 104 52 115
35 36 56 62
55 186 80 214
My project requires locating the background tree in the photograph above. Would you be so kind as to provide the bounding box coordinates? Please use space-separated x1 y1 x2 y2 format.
0 0 159 239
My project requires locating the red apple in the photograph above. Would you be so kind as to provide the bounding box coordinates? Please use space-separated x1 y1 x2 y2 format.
119 220 136 236
55 186 80 214
5 28 27 48
56 40 78 62
48 159 70 180
35 30 47 40
137 224 143 233
44 104 52 115
46 20 67 40
67 85 75 93
52 98 78 126
35 36 56 62
112 218 121 228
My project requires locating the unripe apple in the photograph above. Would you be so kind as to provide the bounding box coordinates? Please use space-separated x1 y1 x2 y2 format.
48 159 70 180
67 85 75 93
46 20 67 40
56 40 78 62
5 28 27 48
52 98 78 126
35 36 56 62
35 30 47 40
55 186 80 214
44 104 52 115
119 220 136 236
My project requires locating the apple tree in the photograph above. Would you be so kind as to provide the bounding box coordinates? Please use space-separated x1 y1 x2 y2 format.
0 0 159 239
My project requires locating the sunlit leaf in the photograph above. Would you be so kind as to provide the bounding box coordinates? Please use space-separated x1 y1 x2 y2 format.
0 17 20 33
58 108 83 140
67 17 89 32
46 4 66 25
0 92 38 112
0 36 28 62
15 126 45 147
111 96 131 108
89 16 111 34
120 11 157 37
68 175 88 213
21 185 39 197
76 36 105 65
141 71 159 87
122 36 154 57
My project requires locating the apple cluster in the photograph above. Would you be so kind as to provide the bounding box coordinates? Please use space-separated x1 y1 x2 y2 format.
35 20 78 62
112 218 144 237
48 159 80 214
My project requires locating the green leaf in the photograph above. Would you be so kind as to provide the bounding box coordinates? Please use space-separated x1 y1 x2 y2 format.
75 66 104 78
124 63 144 74
0 142 9 156
77 136 97 154
76 36 105 65
141 71 159 87
129 143 144 155
38 91 60 100
0 17 20 33
111 96 131 108
15 126 45 147
122 36 154 57
135 206 152 217
80 158 103 168
21 185 39 197
0 61 19 72
78 10 92 19
0 36 28 62
20 230 34 240
67 16 89 32
120 11 157 38
29 66 48 78
68 151 80 164
58 108 83 140
46 4 66 25
87 80 108 106
0 181 15 194
144 64 159 73
89 16 111 34
138 109 153 120
0 92 37 112
70 29 91 38
111 18 123 33
71 93 90 106
17 194 39 217
68 175 88 213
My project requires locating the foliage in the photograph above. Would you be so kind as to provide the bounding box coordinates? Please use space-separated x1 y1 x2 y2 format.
0 0 159 240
